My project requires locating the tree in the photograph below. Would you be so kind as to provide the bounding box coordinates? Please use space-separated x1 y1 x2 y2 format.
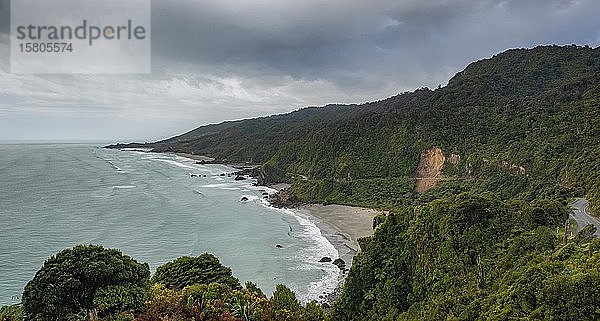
22 245 150 321
575 224 598 241
269 284 301 320
300 301 325 321
151 253 241 290
0 304 23 321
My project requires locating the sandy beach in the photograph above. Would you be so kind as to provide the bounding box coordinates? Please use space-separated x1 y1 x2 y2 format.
166 152 376 281
172 153 377 266
297 204 380 268
174 152 215 162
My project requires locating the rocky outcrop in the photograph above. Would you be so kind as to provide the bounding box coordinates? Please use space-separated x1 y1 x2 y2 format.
269 188 302 208
415 147 446 193
332 258 346 270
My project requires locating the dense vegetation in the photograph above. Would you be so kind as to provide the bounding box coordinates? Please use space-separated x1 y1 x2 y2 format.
3 194 598 320
2 247 324 321
329 193 600 320
110 45 600 213
8 45 596 319
21 245 150 321
135 282 325 321
151 254 241 290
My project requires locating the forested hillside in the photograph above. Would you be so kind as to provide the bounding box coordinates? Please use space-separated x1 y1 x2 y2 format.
109 45 600 212
331 193 599 320
5 45 598 320
3 194 599 321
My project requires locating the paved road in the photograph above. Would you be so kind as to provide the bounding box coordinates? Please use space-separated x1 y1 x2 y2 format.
570 199 600 236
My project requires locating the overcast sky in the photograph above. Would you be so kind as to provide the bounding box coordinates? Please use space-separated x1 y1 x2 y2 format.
1 0 599 142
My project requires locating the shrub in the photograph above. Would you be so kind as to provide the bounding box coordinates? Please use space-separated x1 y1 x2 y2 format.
152 253 241 290
22 245 150 321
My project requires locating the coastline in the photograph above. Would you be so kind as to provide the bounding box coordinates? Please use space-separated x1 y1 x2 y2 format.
264 182 378 268
293 204 379 304
296 204 378 266
172 152 379 262
173 152 215 162
258 181 380 303
137 151 377 301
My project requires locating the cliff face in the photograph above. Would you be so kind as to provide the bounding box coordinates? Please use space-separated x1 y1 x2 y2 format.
415 147 445 193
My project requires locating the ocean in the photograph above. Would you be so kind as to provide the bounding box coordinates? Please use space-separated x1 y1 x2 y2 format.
0 144 339 306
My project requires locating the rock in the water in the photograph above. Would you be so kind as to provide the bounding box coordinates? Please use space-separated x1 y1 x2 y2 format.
240 197 249 202
275 244 283 248
332 258 346 269
220 173 225 176
234 176 247 181
319 256 332 263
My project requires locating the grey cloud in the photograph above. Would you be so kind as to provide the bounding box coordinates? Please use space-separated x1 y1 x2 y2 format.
0 0 599 140
148 0 600 92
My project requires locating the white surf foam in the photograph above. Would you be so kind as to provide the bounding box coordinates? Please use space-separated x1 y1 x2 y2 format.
290 211 340 303
107 160 123 171
202 183 230 188
156 158 198 170
261 204 340 303
112 185 136 189
240 195 262 202
134 151 340 301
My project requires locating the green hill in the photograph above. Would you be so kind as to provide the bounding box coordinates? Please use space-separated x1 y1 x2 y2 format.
19 44 599 320
331 193 600 320
108 45 600 212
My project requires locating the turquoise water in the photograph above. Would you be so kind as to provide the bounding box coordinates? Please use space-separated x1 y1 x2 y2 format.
0 144 338 305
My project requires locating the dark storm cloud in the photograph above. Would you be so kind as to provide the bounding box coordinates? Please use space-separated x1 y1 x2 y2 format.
146 0 600 92
1 0 598 91
1 0 599 141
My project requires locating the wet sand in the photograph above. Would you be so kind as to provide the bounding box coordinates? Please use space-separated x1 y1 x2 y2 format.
297 204 380 267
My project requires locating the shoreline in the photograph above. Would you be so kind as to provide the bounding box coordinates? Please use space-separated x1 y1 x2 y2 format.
265 183 378 268
173 152 215 162
296 204 378 267
292 204 380 304
133 151 377 302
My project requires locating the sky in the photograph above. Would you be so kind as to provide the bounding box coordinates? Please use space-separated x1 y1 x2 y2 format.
1 0 599 142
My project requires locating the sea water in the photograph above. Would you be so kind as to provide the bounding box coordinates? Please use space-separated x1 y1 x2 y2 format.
0 144 339 305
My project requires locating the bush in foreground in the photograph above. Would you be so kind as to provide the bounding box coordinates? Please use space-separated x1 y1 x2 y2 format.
137 282 325 321
0 304 23 321
22 245 150 321
151 253 241 290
